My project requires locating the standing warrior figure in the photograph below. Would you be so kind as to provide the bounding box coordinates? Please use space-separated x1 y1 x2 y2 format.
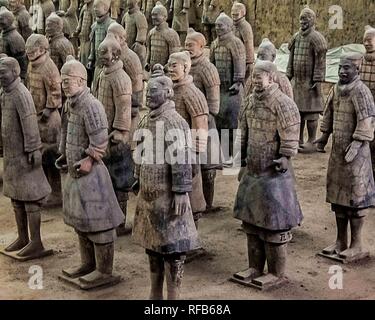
87 0 114 84
0 57 52 260
56 0 79 55
9 0 32 42
200 0 221 46
140 0 168 27
210 12 246 161
56 56 123 288
286 6 327 154
133 65 199 300
45 13 75 71
35 0 55 35
167 51 208 225
0 8 27 81
25 34 62 207
145 2 180 72
360 26 375 173
93 33 133 236
121 0 147 69
244 38 293 99
185 28 221 211
231 1 254 81
170 0 189 45
74 0 95 72
232 61 303 290
315 53 375 263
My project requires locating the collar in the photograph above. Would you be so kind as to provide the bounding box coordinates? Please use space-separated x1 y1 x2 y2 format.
2 77 21 93
233 17 246 26
68 87 90 108
253 83 279 101
218 31 234 43
148 100 176 120
96 13 110 24
364 52 375 62
155 21 169 31
103 60 123 75
2 25 16 35
173 74 193 89
30 52 48 67
337 76 360 96
191 52 206 66
12 5 26 15
48 32 65 42
300 26 314 37
128 7 139 14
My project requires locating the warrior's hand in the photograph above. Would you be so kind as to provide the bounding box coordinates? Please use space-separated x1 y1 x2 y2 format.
73 156 93 175
313 133 330 153
237 167 246 182
345 140 363 163
86 61 93 70
41 108 52 122
55 154 68 172
131 180 140 195
229 82 242 95
173 193 191 216
310 82 321 90
180 8 188 14
131 42 144 53
109 130 130 144
273 156 288 173
27 150 42 167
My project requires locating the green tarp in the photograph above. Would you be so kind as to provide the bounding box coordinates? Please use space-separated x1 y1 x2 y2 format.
274 43 366 83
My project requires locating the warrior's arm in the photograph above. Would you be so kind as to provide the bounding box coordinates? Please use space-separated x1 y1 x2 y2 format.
113 93 132 133
135 14 148 43
44 75 62 109
235 99 249 167
320 87 334 136
66 0 78 16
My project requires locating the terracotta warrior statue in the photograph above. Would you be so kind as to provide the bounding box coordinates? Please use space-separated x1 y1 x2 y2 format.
287 6 327 154
145 2 180 72
360 26 375 173
245 38 293 99
121 0 147 69
140 0 168 27
56 56 123 288
170 0 189 45
33 0 55 35
210 12 246 161
8 0 32 42
315 53 375 263
74 0 94 78
0 8 27 81
167 51 208 225
0 57 52 260
25 34 62 207
45 12 75 71
132 65 199 300
231 1 254 81
87 0 114 83
185 28 221 211
200 0 221 46
232 61 303 290
93 33 133 236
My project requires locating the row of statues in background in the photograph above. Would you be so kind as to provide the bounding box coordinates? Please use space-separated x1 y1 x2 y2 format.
1 1 375 299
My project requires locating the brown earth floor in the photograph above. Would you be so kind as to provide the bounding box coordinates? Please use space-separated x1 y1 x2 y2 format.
0 140 375 300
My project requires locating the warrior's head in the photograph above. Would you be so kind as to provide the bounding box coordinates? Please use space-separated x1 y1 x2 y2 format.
0 7 14 30
98 33 121 68
257 38 277 63
151 2 167 27
93 0 110 18
25 34 49 62
45 12 64 38
167 51 191 82
185 28 206 59
231 1 246 24
338 52 362 85
107 22 127 47
8 0 22 12
252 60 277 93
299 6 316 31
146 64 174 110
364 26 375 54
0 56 20 88
215 13 233 38
61 55 87 98
128 0 139 10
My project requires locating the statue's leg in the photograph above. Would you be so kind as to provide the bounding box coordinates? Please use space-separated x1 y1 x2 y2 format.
299 116 318 153
165 254 185 300
265 242 287 279
17 204 44 257
299 118 305 147
148 250 165 300
202 169 216 211
5 200 29 252
62 232 96 278
322 210 348 255
116 191 132 236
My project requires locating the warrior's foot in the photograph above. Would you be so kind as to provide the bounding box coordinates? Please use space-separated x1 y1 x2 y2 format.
251 273 287 290
339 247 367 260
233 268 262 282
322 242 347 255
62 264 96 278
298 142 317 154
79 270 111 285
316 143 326 153
16 240 44 257
4 237 29 252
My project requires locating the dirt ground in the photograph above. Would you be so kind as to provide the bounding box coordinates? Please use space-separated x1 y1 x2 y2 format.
1 140 375 300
